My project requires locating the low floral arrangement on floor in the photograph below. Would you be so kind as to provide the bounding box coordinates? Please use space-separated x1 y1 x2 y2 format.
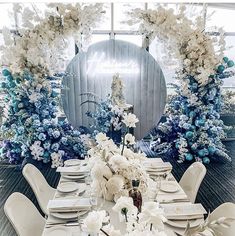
87 113 149 202
85 95 125 135
83 74 132 143
82 200 167 236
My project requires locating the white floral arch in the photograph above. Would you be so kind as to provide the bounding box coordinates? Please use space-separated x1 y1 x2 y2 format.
1 3 104 80
127 5 233 163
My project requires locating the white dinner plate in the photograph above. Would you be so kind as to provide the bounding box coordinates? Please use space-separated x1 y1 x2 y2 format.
166 218 204 228
77 183 87 195
57 182 78 193
160 182 179 193
51 212 78 220
46 226 72 236
63 174 86 180
64 159 81 167
51 209 88 220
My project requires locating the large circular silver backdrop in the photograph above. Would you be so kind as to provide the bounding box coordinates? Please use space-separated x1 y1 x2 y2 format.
61 39 167 139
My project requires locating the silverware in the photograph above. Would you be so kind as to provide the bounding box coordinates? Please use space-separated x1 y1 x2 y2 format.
159 198 190 204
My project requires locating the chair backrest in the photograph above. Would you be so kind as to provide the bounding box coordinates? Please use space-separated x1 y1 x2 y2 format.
179 162 206 203
209 202 235 236
4 192 45 236
22 163 55 215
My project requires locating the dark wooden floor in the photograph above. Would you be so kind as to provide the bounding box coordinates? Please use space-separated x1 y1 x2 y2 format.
0 141 235 236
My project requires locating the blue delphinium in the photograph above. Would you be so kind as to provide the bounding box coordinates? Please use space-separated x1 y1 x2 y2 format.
151 57 235 164
0 70 87 167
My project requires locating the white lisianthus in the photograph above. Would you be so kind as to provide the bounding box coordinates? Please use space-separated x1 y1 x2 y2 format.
106 175 125 195
82 210 109 234
124 133 135 145
112 196 138 216
122 113 139 128
95 132 109 144
139 202 166 232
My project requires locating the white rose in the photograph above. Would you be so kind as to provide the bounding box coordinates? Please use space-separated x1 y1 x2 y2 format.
122 113 139 128
96 132 109 144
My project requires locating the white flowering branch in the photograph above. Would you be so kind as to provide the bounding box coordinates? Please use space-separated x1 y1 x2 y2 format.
126 6 225 88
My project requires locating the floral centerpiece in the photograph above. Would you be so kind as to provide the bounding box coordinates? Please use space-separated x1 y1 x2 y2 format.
82 200 167 236
87 113 149 202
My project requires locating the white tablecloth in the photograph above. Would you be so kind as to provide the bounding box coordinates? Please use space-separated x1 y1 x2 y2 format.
42 158 203 236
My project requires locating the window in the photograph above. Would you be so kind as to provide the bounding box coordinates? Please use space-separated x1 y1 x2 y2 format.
115 35 142 47
206 6 235 32
0 3 15 29
0 3 235 90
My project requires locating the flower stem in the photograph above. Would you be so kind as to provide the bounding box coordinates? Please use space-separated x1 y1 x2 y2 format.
100 228 110 236
103 175 108 181
121 127 129 155
125 212 128 223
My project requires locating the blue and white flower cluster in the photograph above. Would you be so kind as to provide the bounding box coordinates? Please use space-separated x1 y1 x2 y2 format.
0 69 87 167
151 57 235 164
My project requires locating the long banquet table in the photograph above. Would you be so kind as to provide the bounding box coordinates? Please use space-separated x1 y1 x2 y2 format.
42 158 206 236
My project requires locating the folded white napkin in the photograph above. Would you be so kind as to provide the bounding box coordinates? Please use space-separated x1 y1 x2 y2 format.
57 166 88 176
143 158 163 165
47 198 91 213
161 203 207 220
145 162 172 172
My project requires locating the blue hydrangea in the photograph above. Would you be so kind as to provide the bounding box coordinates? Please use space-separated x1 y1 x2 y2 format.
38 133 47 141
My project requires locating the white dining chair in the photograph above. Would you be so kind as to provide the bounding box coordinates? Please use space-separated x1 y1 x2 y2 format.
4 192 46 236
22 163 56 216
209 202 235 236
179 162 206 203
